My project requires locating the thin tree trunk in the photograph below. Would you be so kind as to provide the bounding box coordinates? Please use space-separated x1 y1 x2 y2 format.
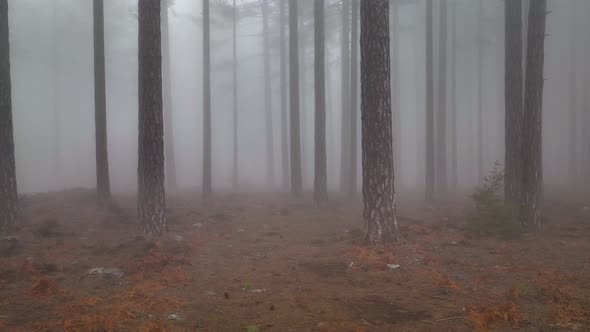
289 0 302 195
161 0 177 192
94 0 111 206
436 0 448 195
263 0 275 187
425 0 434 202
361 0 399 245
299 1 308 187
521 0 546 229
568 4 578 188
232 0 239 190
504 0 523 205
340 0 351 193
52 2 62 189
450 1 458 190
202 0 212 197
138 0 166 237
314 0 327 203
476 0 484 182
280 0 289 191
0 0 18 230
349 0 359 196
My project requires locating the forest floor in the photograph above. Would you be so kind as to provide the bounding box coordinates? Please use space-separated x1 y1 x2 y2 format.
0 189 589 332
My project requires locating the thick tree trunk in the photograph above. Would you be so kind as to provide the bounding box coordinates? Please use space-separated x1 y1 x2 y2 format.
280 0 289 191
521 0 546 229
340 0 351 193
263 0 275 187
232 0 239 190
161 1 177 192
450 1 458 190
202 0 212 197
138 0 166 237
504 0 523 205
0 0 17 230
349 0 359 196
314 0 327 203
425 0 434 202
436 0 448 195
289 0 302 195
93 0 111 206
361 0 399 245
390 0 402 189
476 0 484 182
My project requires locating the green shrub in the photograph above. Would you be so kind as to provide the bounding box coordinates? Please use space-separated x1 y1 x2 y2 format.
468 161 522 239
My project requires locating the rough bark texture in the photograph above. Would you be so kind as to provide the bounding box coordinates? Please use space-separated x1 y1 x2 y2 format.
521 0 546 230
425 0 434 202
280 0 289 191
232 0 239 190
504 0 523 205
361 0 399 245
262 0 275 187
340 0 351 193
289 0 302 195
450 2 458 190
0 0 17 230
436 0 448 195
161 1 177 192
390 0 402 188
476 0 484 182
202 0 212 197
93 0 111 206
314 0 327 203
138 0 166 237
349 0 359 196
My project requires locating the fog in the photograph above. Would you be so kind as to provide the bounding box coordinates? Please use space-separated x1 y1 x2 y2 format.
8 0 589 194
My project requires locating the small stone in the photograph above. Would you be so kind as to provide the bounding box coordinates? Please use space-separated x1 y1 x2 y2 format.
386 264 401 271
168 313 184 321
193 222 204 228
251 288 266 293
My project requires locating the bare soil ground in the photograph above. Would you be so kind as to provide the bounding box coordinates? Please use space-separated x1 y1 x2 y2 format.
0 189 589 331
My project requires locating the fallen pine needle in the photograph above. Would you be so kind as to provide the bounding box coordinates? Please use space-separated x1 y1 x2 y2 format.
421 320 438 326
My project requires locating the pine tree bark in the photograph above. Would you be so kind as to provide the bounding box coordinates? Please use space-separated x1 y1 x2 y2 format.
263 0 275 187
280 0 289 191
94 0 111 206
504 0 523 205
232 0 239 190
0 0 17 230
425 0 434 202
436 0 448 195
314 0 327 203
161 0 177 192
361 0 399 245
138 0 166 237
340 0 351 193
289 0 302 195
521 0 546 229
348 0 359 196
202 0 212 197
390 0 402 189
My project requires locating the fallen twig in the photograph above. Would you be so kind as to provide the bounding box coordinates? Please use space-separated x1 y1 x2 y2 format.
436 316 466 322
361 319 378 328
421 320 438 326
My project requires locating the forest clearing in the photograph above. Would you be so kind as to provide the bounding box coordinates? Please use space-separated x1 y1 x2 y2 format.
0 190 588 331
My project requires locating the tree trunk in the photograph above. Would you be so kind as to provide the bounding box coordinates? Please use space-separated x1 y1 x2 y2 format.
568 3 578 188
348 0 359 196
450 1 458 190
93 0 111 206
138 0 166 237
202 0 212 197
280 0 289 191
262 0 275 187
361 0 399 245
340 0 351 193
52 2 62 189
314 0 327 203
289 0 302 195
425 0 434 202
436 0 448 195
476 0 484 182
0 0 17 230
504 0 523 205
299 1 308 188
521 0 546 229
161 0 177 192
232 0 239 190
390 0 402 189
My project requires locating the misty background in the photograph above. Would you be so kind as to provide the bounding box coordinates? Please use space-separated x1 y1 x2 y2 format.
8 0 589 194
